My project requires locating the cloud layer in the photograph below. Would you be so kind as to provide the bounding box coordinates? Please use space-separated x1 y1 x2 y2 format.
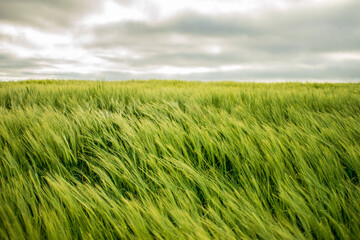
0 0 359 81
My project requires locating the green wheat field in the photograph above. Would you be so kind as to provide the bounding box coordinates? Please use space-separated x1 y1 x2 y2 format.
1 80 360 239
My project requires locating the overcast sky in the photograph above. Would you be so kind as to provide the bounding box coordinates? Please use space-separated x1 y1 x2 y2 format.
0 0 359 81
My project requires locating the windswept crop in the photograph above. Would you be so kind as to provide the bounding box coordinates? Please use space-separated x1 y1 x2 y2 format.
0 80 360 239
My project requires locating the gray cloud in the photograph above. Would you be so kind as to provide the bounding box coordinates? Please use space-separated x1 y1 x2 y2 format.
0 0 359 81
0 53 42 70
86 1 360 52
73 0 358 81
0 0 132 30
0 52 82 80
